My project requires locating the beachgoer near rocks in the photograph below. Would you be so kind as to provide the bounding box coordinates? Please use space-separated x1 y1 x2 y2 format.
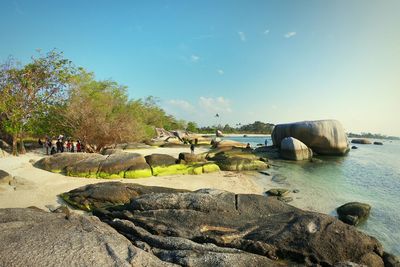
56 139 63 153
265 139 268 146
76 140 81 152
190 143 195 154
66 140 72 152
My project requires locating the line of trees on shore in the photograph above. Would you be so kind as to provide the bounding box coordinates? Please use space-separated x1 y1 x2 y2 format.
186 121 275 135
0 50 186 155
347 132 400 140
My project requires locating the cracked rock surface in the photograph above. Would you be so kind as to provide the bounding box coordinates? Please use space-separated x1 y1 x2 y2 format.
61 182 389 267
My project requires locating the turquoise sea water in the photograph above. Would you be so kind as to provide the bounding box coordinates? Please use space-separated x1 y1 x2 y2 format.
223 135 400 255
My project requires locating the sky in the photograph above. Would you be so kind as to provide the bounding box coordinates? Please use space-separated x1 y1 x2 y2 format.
0 0 399 135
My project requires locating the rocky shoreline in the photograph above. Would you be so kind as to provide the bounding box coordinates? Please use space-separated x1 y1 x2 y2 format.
1 182 399 266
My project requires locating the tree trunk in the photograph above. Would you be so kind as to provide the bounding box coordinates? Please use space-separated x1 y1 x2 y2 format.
12 134 18 156
19 135 26 154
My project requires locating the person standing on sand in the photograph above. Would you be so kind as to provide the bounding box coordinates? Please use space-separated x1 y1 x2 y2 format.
190 142 195 154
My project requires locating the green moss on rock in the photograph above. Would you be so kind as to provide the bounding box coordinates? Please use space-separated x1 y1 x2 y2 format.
97 171 124 179
59 193 91 211
124 169 153 179
202 163 220 173
152 164 194 176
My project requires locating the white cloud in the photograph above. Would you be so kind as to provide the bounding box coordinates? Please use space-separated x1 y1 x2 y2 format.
284 32 297 38
199 96 232 114
238 31 246 42
264 29 270 35
167 99 195 113
191 54 200 63
217 69 224 75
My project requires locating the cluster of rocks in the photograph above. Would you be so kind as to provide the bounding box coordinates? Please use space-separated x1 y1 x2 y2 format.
44 182 399 266
34 152 221 179
271 120 350 161
351 139 384 146
34 140 271 178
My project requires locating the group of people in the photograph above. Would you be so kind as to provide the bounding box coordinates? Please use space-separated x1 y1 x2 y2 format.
38 135 84 155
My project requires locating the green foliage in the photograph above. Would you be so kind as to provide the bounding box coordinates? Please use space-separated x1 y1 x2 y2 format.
0 50 75 154
186 121 198 132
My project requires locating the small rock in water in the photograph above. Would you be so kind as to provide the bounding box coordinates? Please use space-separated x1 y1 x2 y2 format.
351 146 358 149
272 174 287 183
266 188 289 196
259 170 271 176
293 189 300 193
373 141 383 145
337 202 371 226
278 196 293 203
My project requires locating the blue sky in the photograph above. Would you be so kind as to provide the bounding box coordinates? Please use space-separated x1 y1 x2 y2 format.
1 1 399 135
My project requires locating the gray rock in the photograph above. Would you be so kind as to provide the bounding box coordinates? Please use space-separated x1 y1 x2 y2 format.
272 120 349 155
98 152 149 178
145 154 177 167
0 208 174 267
280 137 313 161
351 139 372 144
337 202 371 226
374 141 383 146
266 188 290 196
64 182 386 267
34 153 100 173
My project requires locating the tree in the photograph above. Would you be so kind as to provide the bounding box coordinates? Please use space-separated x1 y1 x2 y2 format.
55 71 144 152
0 50 74 155
186 121 198 132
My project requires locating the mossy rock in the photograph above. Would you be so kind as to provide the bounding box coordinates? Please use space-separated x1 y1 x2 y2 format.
202 163 220 173
98 153 147 179
145 154 177 167
66 154 106 178
266 188 290 197
216 157 268 171
59 193 92 211
124 168 153 179
178 152 207 163
152 164 194 176
35 153 98 173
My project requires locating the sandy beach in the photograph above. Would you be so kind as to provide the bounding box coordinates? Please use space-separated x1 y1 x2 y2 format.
0 147 264 211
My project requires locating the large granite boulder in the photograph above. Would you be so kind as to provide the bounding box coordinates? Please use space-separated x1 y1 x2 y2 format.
66 154 107 178
178 152 207 163
62 183 387 267
272 120 349 155
145 154 177 167
212 140 247 149
60 182 190 211
280 137 313 161
34 153 100 173
337 202 371 226
0 208 172 267
98 153 151 179
351 139 372 145
208 148 268 171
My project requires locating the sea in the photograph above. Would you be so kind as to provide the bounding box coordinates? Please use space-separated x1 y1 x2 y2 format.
222 135 400 256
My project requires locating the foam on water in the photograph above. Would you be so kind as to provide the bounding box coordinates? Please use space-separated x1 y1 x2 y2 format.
224 135 400 255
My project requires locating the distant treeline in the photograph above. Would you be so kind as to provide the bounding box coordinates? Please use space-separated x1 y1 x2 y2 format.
347 132 400 140
185 121 275 134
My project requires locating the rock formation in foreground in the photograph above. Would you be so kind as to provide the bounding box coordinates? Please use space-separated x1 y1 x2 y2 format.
272 120 349 155
0 207 173 267
59 182 393 267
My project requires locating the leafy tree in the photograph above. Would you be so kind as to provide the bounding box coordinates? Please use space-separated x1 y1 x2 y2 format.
0 50 74 155
54 70 145 152
186 121 198 132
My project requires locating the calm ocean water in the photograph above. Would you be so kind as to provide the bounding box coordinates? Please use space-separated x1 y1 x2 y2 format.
223 135 400 255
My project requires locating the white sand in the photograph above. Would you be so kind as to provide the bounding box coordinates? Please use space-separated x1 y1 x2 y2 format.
0 148 264 211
